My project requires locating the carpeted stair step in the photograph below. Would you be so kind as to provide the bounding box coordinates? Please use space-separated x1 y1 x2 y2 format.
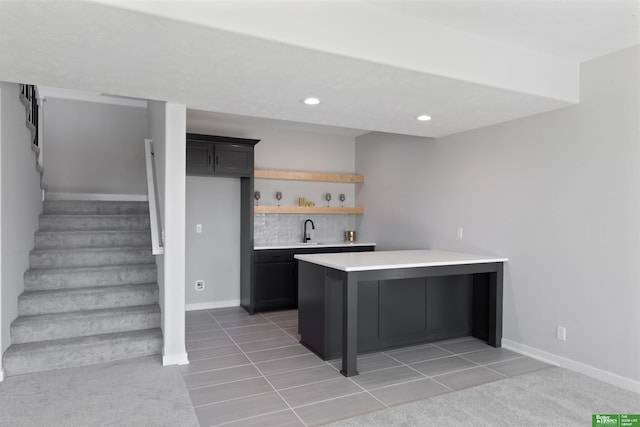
34 230 152 249
43 200 149 215
11 305 160 344
24 263 157 291
3 328 162 376
29 247 154 269
18 283 159 315
39 214 150 231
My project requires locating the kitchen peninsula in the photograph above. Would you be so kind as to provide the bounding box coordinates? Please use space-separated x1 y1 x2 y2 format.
295 249 508 377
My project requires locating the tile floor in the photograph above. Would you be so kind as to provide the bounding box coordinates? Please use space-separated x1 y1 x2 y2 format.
182 308 551 427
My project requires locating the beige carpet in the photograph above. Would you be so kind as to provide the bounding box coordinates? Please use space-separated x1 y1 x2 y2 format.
0 356 198 427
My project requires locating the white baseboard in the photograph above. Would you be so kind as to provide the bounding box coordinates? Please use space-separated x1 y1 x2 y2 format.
502 339 640 394
185 300 241 311
162 351 189 366
0 368 4 382
46 192 148 202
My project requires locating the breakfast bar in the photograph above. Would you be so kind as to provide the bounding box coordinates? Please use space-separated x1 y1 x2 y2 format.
295 249 508 377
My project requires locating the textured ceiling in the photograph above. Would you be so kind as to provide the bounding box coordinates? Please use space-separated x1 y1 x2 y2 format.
0 1 637 138
371 0 640 62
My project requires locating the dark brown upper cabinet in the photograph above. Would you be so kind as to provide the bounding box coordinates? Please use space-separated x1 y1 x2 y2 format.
186 133 259 178
214 143 253 177
186 141 214 175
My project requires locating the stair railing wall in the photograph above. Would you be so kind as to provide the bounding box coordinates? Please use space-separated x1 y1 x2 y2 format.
19 84 39 147
18 84 47 194
145 139 164 255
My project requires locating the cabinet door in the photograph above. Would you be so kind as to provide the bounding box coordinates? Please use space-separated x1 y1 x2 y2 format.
255 262 297 311
214 144 253 176
186 142 214 176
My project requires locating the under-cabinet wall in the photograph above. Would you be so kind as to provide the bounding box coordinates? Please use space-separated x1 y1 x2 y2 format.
185 176 241 309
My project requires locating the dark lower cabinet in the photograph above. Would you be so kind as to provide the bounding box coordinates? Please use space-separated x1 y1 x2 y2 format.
254 262 296 311
252 245 375 313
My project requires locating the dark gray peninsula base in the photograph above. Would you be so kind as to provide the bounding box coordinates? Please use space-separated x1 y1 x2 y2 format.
295 250 508 377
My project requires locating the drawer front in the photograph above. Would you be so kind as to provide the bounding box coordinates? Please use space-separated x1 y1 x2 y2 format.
340 245 375 253
295 247 341 256
254 249 296 263
255 245 374 263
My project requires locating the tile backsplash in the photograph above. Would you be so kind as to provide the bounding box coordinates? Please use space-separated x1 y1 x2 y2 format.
254 214 360 245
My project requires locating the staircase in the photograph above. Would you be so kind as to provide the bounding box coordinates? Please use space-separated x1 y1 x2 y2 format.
3 200 162 377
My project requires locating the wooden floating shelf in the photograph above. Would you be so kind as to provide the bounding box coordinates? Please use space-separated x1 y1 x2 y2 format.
255 206 364 215
255 169 364 183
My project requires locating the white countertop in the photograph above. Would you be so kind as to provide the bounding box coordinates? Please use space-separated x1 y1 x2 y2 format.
294 249 508 272
255 242 376 250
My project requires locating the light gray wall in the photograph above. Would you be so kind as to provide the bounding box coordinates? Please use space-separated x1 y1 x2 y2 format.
43 98 147 195
356 133 435 250
0 82 43 358
186 176 241 307
185 115 358 308
356 46 640 385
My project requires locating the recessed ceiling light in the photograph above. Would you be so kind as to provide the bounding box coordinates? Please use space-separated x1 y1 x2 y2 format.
417 115 432 121
303 97 321 105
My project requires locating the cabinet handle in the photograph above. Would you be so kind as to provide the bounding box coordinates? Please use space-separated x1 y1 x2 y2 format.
215 155 219 165
208 155 211 165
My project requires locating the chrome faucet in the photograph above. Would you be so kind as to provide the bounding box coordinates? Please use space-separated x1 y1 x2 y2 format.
303 219 315 243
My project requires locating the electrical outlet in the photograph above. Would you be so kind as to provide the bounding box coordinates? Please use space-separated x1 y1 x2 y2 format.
556 325 566 341
457 227 463 239
196 224 202 234
195 280 205 291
